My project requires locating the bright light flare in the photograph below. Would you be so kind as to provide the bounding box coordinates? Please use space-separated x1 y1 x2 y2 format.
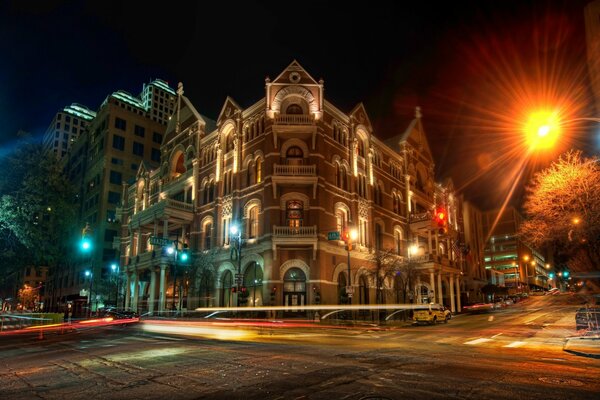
524 110 561 150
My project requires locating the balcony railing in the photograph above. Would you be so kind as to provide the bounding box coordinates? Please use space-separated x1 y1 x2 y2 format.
273 164 316 176
164 198 194 212
274 114 314 125
272 225 317 237
409 211 431 223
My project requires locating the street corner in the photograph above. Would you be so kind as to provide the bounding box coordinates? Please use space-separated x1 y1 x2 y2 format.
563 335 600 359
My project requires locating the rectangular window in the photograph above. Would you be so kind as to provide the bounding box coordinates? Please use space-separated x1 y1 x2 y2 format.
104 229 118 243
131 163 138 170
153 132 163 144
111 157 123 165
115 117 126 130
65 116 71 123
134 125 145 137
56 122 61 129
112 134 125 151
106 209 116 223
109 170 122 185
151 148 161 162
107 191 120 204
133 142 144 156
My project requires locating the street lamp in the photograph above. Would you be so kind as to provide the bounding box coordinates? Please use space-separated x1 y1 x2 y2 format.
343 228 358 304
523 110 561 151
84 270 93 318
111 263 120 308
230 224 243 307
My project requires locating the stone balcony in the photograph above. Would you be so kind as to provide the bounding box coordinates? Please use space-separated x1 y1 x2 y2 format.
272 114 317 149
271 164 318 198
130 198 194 227
272 225 318 260
409 211 435 231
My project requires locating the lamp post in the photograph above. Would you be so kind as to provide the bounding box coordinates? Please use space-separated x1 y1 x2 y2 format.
84 270 93 318
166 234 189 314
111 263 120 308
230 224 242 307
344 228 358 304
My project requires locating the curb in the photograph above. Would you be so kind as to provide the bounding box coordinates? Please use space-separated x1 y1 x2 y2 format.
563 336 600 359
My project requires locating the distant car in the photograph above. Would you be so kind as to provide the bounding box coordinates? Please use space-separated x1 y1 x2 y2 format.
413 304 451 325
99 308 139 320
462 303 494 313
575 307 600 331
546 288 560 295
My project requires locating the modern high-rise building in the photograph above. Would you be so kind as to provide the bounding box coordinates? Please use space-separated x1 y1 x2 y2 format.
460 200 488 303
42 103 96 159
117 61 475 316
45 79 177 314
482 206 549 293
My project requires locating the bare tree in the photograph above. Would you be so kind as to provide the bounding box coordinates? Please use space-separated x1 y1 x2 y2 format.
519 150 600 273
367 248 399 304
394 261 420 304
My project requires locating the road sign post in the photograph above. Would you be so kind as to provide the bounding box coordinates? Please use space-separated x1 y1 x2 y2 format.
149 236 173 247
327 231 340 241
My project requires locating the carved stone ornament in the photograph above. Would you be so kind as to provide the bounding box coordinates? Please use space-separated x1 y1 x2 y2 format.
222 195 233 218
359 198 369 219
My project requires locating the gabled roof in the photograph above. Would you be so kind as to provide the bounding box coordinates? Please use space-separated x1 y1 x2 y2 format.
135 160 155 179
271 59 319 86
163 95 205 144
217 96 243 126
384 107 433 162
349 103 373 132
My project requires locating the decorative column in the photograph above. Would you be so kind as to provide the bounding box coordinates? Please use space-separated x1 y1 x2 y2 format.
437 272 443 305
163 219 169 238
455 275 461 312
158 264 167 312
430 271 435 302
132 271 139 312
148 267 157 314
416 275 421 304
449 274 455 313
125 273 132 309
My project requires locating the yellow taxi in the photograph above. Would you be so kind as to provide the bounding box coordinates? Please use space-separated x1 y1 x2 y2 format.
413 303 452 325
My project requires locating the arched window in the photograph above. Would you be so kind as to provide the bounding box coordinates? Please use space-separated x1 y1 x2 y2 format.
335 208 348 235
286 146 303 165
340 166 347 191
335 162 340 187
248 205 259 239
220 270 233 307
256 158 262 183
243 262 263 306
203 222 213 249
286 200 303 228
359 275 369 305
208 180 215 203
373 185 381 206
357 139 365 158
173 153 185 177
338 272 347 304
375 223 383 250
286 104 303 115
393 193 399 214
248 161 255 186
394 229 403 255
226 134 235 153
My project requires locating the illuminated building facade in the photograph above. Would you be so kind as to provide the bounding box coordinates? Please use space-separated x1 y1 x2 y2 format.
482 206 549 293
42 103 96 159
44 80 176 313
119 61 471 315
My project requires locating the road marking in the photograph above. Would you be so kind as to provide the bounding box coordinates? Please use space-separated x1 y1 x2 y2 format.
492 333 503 338
464 338 492 345
504 341 526 348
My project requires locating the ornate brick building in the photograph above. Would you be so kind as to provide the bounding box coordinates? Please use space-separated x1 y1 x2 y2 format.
118 61 469 315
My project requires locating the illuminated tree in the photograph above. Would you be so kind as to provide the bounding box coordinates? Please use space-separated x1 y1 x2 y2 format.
519 150 600 272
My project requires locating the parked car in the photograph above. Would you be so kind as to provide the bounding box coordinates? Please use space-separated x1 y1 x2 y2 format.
413 304 451 325
575 307 600 331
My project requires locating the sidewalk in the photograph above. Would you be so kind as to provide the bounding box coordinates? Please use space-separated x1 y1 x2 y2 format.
563 334 600 358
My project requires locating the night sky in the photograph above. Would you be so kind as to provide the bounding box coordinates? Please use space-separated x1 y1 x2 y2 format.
0 0 594 208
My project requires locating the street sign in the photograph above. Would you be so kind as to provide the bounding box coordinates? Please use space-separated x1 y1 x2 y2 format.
150 236 173 247
327 231 340 241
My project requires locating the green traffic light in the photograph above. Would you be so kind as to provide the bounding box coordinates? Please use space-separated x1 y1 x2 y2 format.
180 252 189 262
81 238 92 251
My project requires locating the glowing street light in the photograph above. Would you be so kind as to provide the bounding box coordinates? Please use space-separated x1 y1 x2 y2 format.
524 110 561 150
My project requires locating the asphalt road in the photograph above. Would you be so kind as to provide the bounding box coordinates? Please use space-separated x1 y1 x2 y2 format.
1 294 598 400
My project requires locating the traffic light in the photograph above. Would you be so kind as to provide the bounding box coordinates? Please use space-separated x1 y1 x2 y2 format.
179 244 189 262
549 273 555 279
434 207 448 234
563 270 569 278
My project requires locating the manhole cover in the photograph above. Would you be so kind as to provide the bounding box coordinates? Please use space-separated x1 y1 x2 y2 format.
538 377 584 386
